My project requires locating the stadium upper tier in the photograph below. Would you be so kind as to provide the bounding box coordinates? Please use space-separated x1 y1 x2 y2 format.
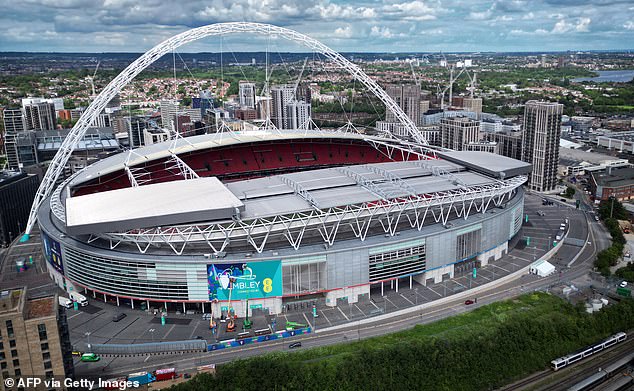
46 131 531 256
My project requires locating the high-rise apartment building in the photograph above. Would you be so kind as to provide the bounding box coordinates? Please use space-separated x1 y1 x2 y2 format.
23 102 56 131
0 287 73 380
463 97 482 116
521 100 563 192
160 100 179 132
285 101 312 130
239 82 257 109
385 84 421 125
440 117 481 151
2 109 25 134
271 85 295 129
0 171 38 246
485 130 523 161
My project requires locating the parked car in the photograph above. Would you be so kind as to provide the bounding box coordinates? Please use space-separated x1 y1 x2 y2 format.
289 342 302 349
620 281 628 288
464 299 475 305
112 313 127 322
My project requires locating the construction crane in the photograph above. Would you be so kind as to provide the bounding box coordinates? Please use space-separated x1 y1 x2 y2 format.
292 57 308 100
437 65 466 109
465 70 477 98
87 60 100 98
409 61 421 87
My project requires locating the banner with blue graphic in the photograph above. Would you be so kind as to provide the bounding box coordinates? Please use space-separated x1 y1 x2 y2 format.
207 260 282 300
41 231 64 274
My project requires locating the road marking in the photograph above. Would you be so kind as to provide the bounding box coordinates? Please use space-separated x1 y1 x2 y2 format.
188 321 201 339
337 306 349 321
302 312 313 328
163 324 176 339
354 303 366 316
491 264 510 273
427 286 443 297
399 293 414 306
369 300 380 310
67 312 83 320
320 310 332 326
384 296 398 310
143 355 151 362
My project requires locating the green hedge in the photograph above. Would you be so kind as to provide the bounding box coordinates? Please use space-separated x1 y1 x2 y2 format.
169 294 634 391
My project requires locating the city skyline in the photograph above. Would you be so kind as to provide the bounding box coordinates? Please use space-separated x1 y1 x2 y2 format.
1 0 633 53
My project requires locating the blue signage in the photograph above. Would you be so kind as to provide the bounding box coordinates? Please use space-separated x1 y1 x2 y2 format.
41 232 64 274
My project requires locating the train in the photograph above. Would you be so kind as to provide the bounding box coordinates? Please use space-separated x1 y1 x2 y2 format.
550 332 627 371
103 368 177 390
567 351 634 391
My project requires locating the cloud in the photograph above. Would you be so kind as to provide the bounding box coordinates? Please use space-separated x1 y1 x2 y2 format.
552 17 591 33
370 26 394 39
0 0 631 52
334 25 353 38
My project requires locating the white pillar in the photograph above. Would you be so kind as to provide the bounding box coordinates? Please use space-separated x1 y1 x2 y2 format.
164 302 167 311
103 293 107 303
396 278 399 293
116 296 120 306
131 299 134 309
202 303 205 313
147 300 150 310
409 275 412 289
381 282 384 296
182 302 186 313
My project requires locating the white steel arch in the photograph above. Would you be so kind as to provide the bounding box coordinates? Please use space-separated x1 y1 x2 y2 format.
24 22 425 236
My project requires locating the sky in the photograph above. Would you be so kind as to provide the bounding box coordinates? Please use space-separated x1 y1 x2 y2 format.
0 0 633 53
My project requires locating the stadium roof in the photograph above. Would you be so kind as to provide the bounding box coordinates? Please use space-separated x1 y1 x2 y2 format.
436 150 532 179
65 177 244 235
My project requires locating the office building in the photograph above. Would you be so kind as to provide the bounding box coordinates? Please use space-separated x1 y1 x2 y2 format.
0 171 38 246
271 85 295 129
522 101 563 192
440 117 481 151
0 287 73 379
239 82 257 109
128 117 149 149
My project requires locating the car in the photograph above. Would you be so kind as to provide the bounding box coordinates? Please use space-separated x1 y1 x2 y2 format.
194 336 205 340
289 342 302 349
80 353 101 362
594 216 600 221
201 313 212 320
560 198 567 202
112 313 127 322
620 281 628 288
464 299 475 305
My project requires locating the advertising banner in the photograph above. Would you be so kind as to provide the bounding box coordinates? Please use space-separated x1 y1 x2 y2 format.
41 231 64 274
207 260 282 300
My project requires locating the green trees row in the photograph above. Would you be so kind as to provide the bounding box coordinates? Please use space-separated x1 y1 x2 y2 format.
168 294 634 391
595 199 629 276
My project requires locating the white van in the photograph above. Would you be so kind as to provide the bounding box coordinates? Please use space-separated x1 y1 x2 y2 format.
58 296 73 309
69 291 88 307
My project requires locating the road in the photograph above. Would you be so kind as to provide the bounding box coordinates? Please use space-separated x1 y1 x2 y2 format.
75 205 611 380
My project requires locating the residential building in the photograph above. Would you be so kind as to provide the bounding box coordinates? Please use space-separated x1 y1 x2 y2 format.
0 287 73 379
23 102 56 131
285 100 312 129
440 117 481 151
463 97 483 116
484 130 523 161
521 100 563 192
160 100 179 132
0 171 38 246
385 84 421 125
271 85 295 129
239 82 257 109
2 109 25 134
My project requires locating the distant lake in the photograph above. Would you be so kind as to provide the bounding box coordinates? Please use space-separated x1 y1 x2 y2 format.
572 70 634 83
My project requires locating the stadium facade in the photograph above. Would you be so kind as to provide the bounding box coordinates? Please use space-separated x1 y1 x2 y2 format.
38 131 530 315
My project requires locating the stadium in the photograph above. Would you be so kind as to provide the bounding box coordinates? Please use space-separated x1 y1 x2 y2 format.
37 129 530 315
29 23 532 316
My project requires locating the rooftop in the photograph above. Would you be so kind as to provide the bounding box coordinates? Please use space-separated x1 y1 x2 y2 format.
593 167 634 188
24 296 56 320
436 150 532 179
0 288 23 315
